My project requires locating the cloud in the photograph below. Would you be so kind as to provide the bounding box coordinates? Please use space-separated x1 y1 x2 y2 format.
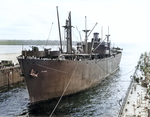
0 0 150 45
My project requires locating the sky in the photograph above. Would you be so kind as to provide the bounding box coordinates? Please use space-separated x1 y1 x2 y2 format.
0 0 150 45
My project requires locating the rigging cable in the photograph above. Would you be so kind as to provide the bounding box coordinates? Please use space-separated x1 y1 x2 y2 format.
49 62 78 117
120 68 135 76
76 26 82 42
72 28 80 42
120 62 137 66
46 22 54 46
51 40 58 50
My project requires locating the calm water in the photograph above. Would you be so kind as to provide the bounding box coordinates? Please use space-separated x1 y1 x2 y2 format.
0 43 149 116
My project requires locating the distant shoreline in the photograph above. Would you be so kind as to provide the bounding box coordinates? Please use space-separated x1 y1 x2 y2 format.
0 40 77 45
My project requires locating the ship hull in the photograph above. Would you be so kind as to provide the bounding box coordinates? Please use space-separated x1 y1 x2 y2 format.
18 53 122 103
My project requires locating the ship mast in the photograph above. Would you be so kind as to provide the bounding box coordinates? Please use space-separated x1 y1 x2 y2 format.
106 26 110 55
106 26 110 43
69 12 72 54
63 11 73 54
83 16 90 54
56 6 63 53
101 26 103 40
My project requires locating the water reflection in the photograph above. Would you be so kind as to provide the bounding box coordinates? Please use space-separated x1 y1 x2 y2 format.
26 69 122 117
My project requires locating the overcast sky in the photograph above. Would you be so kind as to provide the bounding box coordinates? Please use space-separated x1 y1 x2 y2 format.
0 0 150 44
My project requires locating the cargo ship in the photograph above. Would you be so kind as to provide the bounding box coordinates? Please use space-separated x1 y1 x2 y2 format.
17 7 122 103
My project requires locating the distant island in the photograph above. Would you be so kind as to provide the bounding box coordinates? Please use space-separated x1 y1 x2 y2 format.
0 40 77 45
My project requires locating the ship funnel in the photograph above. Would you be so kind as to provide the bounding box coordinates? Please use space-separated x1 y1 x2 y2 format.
93 33 100 42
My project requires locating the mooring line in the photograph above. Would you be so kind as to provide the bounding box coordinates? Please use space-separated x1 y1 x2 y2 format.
49 62 78 117
120 67 135 76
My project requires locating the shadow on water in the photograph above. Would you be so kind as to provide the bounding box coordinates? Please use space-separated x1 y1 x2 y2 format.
26 68 122 117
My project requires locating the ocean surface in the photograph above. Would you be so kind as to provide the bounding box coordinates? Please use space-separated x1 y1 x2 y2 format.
0 43 149 116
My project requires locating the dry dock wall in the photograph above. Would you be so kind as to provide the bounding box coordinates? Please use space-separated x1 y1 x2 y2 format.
118 52 150 117
0 65 24 88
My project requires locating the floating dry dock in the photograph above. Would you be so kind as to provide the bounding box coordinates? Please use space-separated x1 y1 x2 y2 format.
119 52 150 117
0 60 24 89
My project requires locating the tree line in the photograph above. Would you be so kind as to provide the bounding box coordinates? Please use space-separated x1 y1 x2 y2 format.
0 40 77 45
